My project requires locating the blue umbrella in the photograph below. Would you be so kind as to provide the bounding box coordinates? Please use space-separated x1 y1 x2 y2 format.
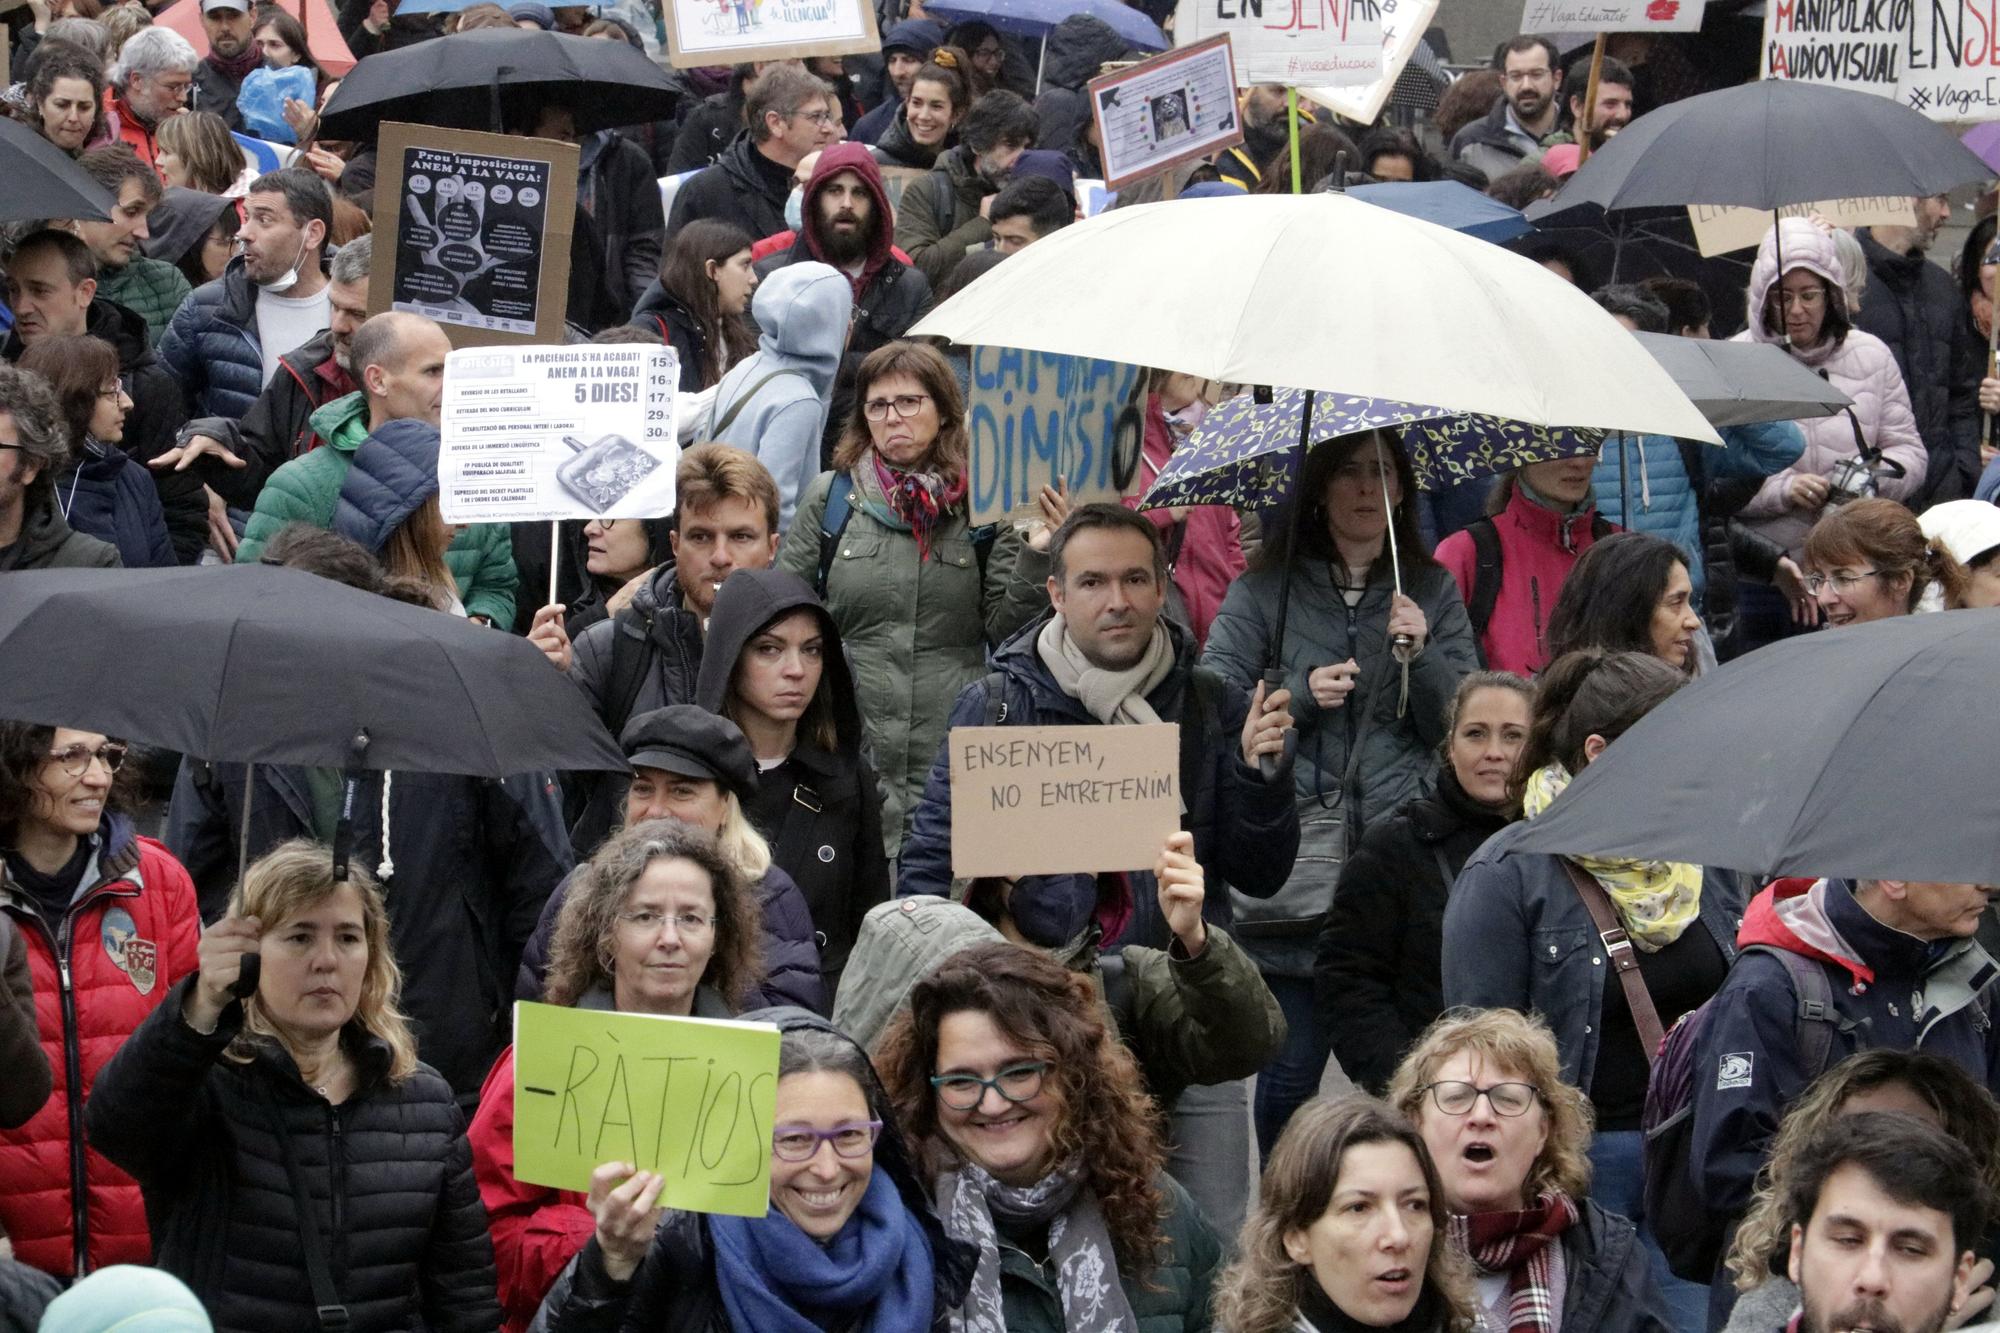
921 0 1165 53
1346 180 1532 245
1140 388 1605 512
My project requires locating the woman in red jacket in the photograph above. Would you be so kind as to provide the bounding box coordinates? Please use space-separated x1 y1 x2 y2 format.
0 720 200 1280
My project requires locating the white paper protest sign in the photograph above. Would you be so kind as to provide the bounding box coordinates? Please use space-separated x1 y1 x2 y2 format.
1760 0 1903 98
1174 0 1382 87
1089 37 1245 190
439 345 680 525
1519 0 1706 33
1296 0 1438 126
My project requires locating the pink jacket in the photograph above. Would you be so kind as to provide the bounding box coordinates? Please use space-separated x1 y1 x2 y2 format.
1125 395 1244 647
1733 219 1926 557
1435 480 1615 676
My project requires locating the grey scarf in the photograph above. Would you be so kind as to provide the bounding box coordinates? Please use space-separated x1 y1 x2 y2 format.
1035 614 1173 726
938 1158 1138 1333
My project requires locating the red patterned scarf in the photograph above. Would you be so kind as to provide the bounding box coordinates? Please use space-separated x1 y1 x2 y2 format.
1448 1191 1579 1333
871 454 965 563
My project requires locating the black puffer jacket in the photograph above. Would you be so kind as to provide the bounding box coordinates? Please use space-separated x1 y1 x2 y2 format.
696 567 890 994
85 977 500 1333
1854 229 1984 505
1313 767 1514 1094
630 284 713 392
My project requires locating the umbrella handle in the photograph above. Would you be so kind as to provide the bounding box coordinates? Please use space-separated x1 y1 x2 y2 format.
1256 667 1294 784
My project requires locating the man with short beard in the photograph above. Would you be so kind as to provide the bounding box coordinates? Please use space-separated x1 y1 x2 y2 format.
189 0 256 129
1450 34 1560 179
1777 1113 1988 1333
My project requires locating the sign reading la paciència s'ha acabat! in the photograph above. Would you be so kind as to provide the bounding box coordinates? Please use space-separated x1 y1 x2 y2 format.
1089 37 1245 191
1518 0 1706 32
1173 0 1381 87
511 1001 780 1214
948 724 1181 878
1763 0 2000 122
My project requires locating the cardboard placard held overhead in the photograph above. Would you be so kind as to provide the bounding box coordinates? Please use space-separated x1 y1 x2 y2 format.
1089 37 1244 191
663 0 880 69
1172 0 1380 87
1295 0 1437 126
511 1002 780 1213
965 348 1147 526
439 344 680 524
1760 0 1899 98
368 123 576 349
1688 197 1918 257
949 724 1181 878
1519 0 1706 32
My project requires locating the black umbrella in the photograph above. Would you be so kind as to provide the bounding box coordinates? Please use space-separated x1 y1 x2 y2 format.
1635 332 1853 430
316 28 683 140
0 116 115 224
0 566 624 776
1511 610 2000 883
1540 80 1991 214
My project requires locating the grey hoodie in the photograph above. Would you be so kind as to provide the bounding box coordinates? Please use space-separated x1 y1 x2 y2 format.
698 262 853 530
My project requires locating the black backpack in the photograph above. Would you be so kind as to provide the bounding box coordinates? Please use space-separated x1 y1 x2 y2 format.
1461 511 1614 662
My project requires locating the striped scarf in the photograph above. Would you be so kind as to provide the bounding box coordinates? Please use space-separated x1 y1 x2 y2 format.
1449 1191 1578 1333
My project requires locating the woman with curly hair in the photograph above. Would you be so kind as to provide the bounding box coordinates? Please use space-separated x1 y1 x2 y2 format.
19 41 104 155
1388 1009 1674 1333
1214 1094 1475 1333
1720 1050 2000 1333
471 820 761 1331
874 940 1222 1331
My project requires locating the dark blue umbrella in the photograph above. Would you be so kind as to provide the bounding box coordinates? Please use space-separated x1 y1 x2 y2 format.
921 0 1165 51
1346 181 1532 245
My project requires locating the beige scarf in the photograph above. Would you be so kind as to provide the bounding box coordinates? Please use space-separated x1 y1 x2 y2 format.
1035 614 1173 725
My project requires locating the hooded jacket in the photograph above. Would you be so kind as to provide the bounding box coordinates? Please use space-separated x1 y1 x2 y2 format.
1852 228 1984 505
331 417 440 554
528 1007 976 1333
164 758 573 1100
235 404 520 626
2 495 121 571
696 567 890 991
580 130 667 315
1032 16 1132 158
700 263 851 529
142 188 232 279
94 258 192 347
84 975 500 1332
1434 478 1617 676
898 610 1302 952
0 817 202 1279
666 131 793 245
1734 219 1927 558
179 328 357 511
3 298 202 564
1686 878 2000 1224
53 440 176 569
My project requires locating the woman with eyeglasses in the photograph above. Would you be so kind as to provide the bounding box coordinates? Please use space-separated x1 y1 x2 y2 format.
17 335 174 569
1389 1009 1674 1333
0 721 202 1279
777 341 1057 856
533 1008 971 1331
473 820 768 1331
1733 219 1925 649
874 940 1223 1332
1799 497 1931 628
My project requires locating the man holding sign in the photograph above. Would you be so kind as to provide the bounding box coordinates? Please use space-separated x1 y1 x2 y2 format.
899 502 1299 947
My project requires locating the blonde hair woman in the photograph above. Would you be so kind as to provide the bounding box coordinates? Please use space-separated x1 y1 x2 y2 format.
1388 1009 1672 1333
86 840 500 1330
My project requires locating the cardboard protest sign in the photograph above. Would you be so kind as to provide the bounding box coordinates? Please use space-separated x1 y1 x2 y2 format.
439 345 680 524
948 724 1181 878
1296 0 1437 126
1760 0 1902 98
1518 0 1705 32
965 348 1147 527
1688 197 1918 258
664 0 879 68
511 1002 780 1213
1089 38 1244 190
368 123 577 348
1174 0 1380 87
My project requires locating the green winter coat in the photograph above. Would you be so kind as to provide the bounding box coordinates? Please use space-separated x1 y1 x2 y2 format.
234 392 519 626
892 146 995 289
994 1172 1221 1333
777 467 1048 856
95 259 192 345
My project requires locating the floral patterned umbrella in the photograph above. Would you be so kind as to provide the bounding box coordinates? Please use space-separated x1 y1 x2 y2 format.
1139 389 1607 513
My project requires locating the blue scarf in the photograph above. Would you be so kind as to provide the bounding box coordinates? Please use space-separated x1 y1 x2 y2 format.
710 1169 936 1332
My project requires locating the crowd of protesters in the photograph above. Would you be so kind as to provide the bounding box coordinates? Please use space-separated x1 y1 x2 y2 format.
1 5 1999 1333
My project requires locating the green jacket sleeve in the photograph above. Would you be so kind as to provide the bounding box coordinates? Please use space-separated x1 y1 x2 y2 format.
979 521 1050 645
1114 927 1287 1105
454 523 520 627
234 453 337 565
776 471 836 585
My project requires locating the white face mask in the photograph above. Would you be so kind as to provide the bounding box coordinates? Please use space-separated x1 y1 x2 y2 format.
257 232 313 294
784 186 804 233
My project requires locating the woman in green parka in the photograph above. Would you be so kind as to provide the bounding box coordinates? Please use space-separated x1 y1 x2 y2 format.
777 340 1058 857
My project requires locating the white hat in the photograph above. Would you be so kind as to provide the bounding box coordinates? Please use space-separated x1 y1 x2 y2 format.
1919 499 2000 567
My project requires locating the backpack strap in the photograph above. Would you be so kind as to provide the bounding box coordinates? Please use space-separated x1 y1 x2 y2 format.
1465 517 1503 649
1590 512 1616 541
1742 943 1854 1081
602 606 652 738
254 1082 351 1332
708 367 812 439
931 164 956 239
980 669 1009 726
814 472 857 597
1561 858 1666 1063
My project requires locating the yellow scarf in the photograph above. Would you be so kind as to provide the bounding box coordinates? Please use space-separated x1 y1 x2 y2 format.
1522 763 1703 952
